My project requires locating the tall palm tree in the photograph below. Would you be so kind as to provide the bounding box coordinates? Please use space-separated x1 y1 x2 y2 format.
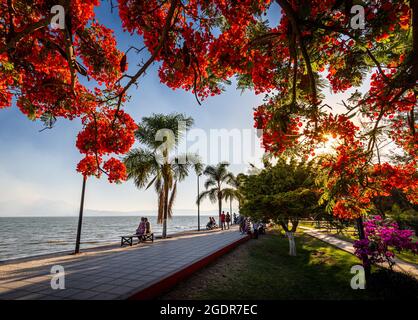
198 162 235 226
124 113 202 238
223 173 244 219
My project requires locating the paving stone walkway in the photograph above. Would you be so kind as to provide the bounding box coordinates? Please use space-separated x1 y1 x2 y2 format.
301 226 418 279
0 227 246 300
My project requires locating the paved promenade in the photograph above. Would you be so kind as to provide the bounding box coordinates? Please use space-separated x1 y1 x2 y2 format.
0 227 246 300
301 226 418 279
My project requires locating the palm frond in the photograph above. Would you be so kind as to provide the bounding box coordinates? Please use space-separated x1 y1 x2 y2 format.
203 162 230 180
123 149 159 188
203 164 216 177
204 179 217 189
197 187 218 204
194 162 204 175
223 172 236 185
222 187 243 203
172 161 190 182
146 175 158 190
136 113 194 150
172 153 203 182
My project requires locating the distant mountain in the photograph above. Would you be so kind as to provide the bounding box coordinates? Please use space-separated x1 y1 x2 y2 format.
83 208 214 217
0 199 74 217
0 199 214 217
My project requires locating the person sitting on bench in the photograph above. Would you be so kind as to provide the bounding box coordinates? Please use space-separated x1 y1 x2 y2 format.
207 217 216 229
206 217 212 229
144 217 152 235
136 217 146 236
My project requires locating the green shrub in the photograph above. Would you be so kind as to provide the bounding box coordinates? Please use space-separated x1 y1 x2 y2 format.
386 204 418 235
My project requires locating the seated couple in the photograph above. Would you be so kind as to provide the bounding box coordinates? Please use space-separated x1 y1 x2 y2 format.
136 217 152 236
206 216 217 229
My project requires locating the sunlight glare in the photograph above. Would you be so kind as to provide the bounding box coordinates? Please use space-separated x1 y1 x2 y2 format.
315 134 340 155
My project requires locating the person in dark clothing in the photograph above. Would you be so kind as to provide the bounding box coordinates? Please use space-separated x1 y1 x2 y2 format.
144 217 152 234
220 211 226 230
225 212 231 229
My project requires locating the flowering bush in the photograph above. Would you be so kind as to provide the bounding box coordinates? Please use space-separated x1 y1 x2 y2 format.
354 216 418 269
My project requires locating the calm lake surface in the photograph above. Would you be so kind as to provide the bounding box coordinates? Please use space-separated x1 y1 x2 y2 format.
0 215 209 261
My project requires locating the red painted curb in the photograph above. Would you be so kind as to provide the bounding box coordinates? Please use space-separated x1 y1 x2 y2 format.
128 235 251 300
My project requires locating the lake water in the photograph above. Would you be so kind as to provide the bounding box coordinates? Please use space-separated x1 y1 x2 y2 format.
0 216 209 261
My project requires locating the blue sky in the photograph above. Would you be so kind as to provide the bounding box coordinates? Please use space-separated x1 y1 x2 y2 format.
0 2 367 217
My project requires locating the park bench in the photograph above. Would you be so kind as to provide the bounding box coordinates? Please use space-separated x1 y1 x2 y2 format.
120 233 154 246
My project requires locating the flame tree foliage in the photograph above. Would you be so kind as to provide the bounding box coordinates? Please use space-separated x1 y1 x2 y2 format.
1 1 417 219
0 0 134 182
239 158 320 255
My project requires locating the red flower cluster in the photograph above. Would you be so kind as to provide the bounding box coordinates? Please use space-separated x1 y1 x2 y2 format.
103 158 127 183
254 103 300 155
370 163 418 204
76 109 137 182
76 155 101 178
333 199 363 220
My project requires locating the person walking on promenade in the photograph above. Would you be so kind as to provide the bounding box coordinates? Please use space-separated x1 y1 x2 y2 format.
246 219 253 236
233 212 237 225
239 216 245 234
220 211 226 230
226 212 231 229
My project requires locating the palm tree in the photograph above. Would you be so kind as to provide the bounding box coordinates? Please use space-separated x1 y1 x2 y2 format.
223 174 244 220
124 113 202 238
198 162 235 226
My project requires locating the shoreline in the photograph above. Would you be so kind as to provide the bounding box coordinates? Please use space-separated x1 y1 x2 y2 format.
0 226 230 266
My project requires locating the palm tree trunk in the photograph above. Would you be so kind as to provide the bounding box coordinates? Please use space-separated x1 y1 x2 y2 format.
163 183 169 238
218 195 222 227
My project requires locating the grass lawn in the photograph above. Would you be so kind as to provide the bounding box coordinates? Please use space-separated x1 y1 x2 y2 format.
161 231 418 300
396 250 418 265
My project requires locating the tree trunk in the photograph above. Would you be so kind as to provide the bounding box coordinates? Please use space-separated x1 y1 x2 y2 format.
162 183 169 238
279 219 298 256
412 0 418 81
75 176 86 254
286 231 297 256
356 217 371 283
218 195 222 228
